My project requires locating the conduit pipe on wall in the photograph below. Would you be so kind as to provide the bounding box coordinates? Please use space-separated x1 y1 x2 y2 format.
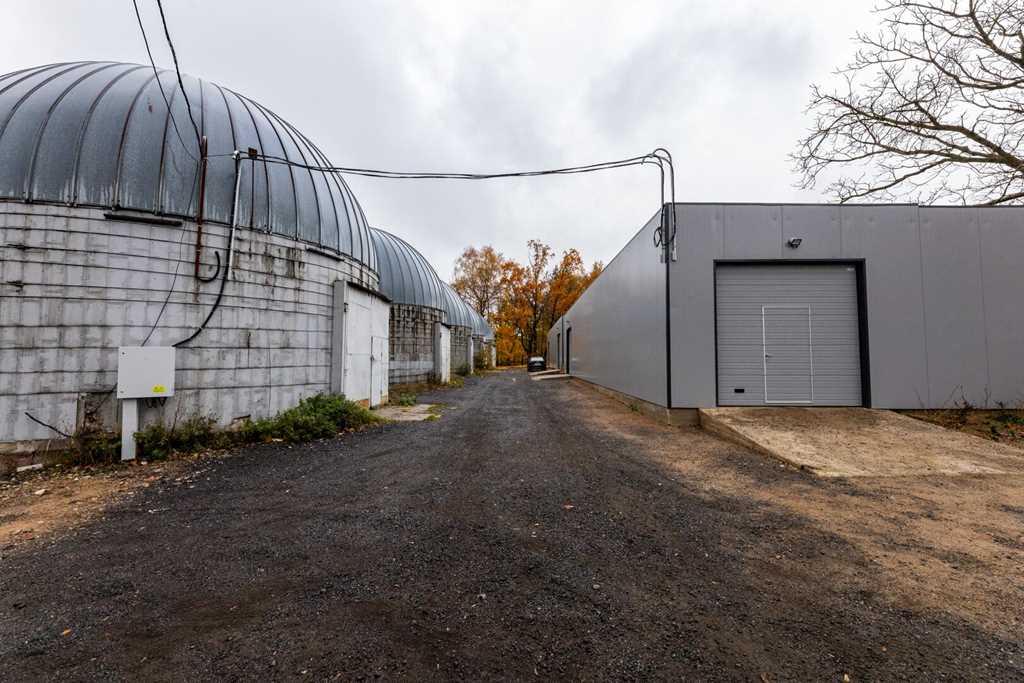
173 151 244 348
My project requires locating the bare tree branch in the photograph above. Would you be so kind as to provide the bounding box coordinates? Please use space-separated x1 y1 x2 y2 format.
795 0 1024 204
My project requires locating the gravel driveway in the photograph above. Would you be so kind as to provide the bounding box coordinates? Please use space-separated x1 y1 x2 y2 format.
2 370 1021 680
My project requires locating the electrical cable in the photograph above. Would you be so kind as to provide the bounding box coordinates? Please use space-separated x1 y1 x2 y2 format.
172 153 243 348
250 152 655 180
24 411 72 439
131 0 198 163
154 0 202 147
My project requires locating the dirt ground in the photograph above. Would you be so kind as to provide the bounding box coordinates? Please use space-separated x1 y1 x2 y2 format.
1 371 1022 679
903 408 1024 450
700 405 1024 476
0 457 200 547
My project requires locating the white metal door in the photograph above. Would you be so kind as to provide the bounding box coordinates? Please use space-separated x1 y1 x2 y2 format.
343 285 390 407
762 305 813 403
344 291 372 404
371 336 388 406
716 264 861 406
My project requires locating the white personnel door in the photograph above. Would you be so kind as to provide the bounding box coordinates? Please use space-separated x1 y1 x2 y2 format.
343 285 390 407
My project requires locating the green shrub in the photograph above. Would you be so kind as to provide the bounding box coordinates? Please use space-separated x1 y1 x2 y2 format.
136 416 225 460
392 392 416 407
71 426 121 465
135 394 380 458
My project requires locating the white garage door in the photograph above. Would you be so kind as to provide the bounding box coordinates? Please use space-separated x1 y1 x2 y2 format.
716 264 862 406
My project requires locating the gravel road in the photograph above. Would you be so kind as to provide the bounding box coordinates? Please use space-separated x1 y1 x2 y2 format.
2 370 1021 680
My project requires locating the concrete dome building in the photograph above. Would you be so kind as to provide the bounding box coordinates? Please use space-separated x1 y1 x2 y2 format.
470 308 495 369
369 227 449 384
0 61 389 456
440 280 480 376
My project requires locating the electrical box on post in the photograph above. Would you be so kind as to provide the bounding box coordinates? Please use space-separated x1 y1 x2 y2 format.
117 346 176 399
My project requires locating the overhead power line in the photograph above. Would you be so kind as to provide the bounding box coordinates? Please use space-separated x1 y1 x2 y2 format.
246 147 677 247
131 0 198 162
247 152 659 180
155 0 202 146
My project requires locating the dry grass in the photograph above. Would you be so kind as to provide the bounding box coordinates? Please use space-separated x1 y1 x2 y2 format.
901 408 1024 450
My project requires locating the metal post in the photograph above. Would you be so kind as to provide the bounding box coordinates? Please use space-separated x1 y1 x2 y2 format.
120 398 138 461
193 136 209 279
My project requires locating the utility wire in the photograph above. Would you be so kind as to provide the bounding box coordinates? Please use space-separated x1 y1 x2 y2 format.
155 0 203 147
131 0 198 163
249 152 657 180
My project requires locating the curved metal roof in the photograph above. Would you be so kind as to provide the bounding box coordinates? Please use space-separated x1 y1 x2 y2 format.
369 227 446 311
0 61 374 269
440 280 476 329
471 310 494 340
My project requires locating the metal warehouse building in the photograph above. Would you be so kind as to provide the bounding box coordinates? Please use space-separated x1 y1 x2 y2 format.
549 203 1024 420
0 61 483 455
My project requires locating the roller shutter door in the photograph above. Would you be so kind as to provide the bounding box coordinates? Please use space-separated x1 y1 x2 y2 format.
716 264 862 406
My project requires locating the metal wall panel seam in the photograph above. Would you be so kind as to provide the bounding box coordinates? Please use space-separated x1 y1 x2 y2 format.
915 205 931 406
973 207 993 399
69 65 148 206
23 62 121 201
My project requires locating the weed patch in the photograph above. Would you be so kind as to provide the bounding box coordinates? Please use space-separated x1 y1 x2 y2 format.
136 394 381 459
392 392 417 407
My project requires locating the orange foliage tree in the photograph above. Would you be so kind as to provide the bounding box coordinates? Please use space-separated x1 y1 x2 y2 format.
452 240 602 365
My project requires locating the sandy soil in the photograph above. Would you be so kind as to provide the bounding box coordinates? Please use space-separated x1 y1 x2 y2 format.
576 383 1024 644
700 405 1024 476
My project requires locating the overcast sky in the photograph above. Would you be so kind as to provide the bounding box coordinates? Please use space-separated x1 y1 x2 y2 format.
3 1 877 277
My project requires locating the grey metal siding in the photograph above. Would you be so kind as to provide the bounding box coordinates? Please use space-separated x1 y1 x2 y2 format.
716 264 861 406
554 211 667 406
670 203 1024 409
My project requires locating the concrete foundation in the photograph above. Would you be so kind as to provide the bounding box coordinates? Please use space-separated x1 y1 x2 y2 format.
570 377 699 427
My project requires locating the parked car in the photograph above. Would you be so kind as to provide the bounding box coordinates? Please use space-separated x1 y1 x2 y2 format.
527 356 546 372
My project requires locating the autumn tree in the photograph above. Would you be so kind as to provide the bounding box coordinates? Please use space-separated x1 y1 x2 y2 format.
452 246 504 317
795 0 1024 204
544 249 602 333
495 240 552 361
455 240 602 365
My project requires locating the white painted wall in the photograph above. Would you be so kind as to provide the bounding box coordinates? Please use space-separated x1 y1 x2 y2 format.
434 323 451 384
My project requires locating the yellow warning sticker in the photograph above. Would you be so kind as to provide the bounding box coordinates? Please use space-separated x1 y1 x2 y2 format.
152 384 166 394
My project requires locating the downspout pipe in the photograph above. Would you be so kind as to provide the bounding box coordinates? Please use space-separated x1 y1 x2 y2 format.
651 148 675 411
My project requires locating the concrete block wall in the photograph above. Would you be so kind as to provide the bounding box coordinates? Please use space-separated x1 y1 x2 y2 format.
388 303 444 385
473 336 494 370
450 326 471 376
0 202 377 452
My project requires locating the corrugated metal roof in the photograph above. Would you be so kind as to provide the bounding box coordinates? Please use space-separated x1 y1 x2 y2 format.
440 280 476 329
472 309 494 340
0 61 375 269
369 227 445 311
